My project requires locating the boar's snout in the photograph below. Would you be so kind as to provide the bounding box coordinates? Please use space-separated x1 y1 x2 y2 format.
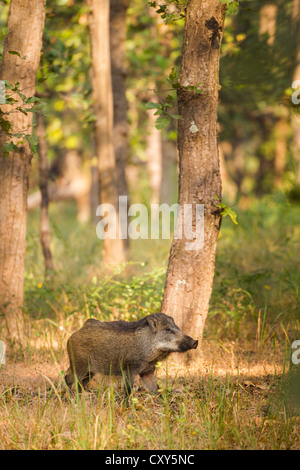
178 335 198 352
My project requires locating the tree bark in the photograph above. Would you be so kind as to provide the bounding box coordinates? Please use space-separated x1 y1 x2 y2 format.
89 131 100 224
110 0 130 241
28 150 91 223
232 131 244 196
274 117 288 188
259 4 278 46
146 103 163 206
88 0 126 264
161 0 226 363
0 0 46 344
292 0 300 184
160 138 178 205
219 140 237 202
36 113 54 275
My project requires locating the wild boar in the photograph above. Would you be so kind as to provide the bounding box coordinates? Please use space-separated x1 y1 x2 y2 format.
65 312 198 398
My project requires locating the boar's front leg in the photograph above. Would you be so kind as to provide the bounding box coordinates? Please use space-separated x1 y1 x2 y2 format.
140 371 159 393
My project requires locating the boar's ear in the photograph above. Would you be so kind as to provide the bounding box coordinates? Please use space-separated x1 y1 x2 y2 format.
147 316 158 332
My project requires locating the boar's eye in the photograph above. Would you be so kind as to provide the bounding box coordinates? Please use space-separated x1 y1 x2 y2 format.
165 327 173 333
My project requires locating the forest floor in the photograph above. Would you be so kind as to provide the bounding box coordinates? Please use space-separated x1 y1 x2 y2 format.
0 338 299 450
0 194 300 449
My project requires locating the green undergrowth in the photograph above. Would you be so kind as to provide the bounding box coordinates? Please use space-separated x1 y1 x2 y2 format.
0 193 299 450
24 193 300 348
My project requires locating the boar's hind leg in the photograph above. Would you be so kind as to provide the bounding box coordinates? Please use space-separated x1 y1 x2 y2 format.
65 367 94 392
140 371 158 393
79 372 95 389
65 368 75 389
73 370 95 392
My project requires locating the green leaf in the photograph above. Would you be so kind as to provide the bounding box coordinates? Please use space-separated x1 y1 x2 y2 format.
228 3 239 14
219 0 239 15
0 26 9 40
4 96 18 104
182 83 203 94
155 115 170 130
25 96 40 104
18 92 27 101
16 107 28 115
217 203 238 225
37 72 59 83
8 50 26 59
165 94 176 103
2 141 20 155
144 102 160 110
169 67 179 82
168 113 183 120
0 118 11 133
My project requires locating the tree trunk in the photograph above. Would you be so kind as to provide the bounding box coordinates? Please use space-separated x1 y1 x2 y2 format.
90 131 100 224
232 133 244 196
36 113 54 275
219 140 237 202
292 0 300 184
274 117 288 188
88 0 126 264
146 104 163 206
259 4 278 46
0 0 46 345
28 150 91 223
110 0 130 248
161 0 226 363
255 112 275 195
90 160 100 224
293 0 300 80
160 138 178 205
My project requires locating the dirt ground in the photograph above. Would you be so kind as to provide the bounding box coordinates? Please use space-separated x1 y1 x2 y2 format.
1 338 299 450
0 339 287 396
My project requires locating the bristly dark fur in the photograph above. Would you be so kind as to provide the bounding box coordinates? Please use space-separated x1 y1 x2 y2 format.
83 313 162 333
65 312 197 397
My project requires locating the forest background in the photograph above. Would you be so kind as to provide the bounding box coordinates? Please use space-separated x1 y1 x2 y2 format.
0 0 300 450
